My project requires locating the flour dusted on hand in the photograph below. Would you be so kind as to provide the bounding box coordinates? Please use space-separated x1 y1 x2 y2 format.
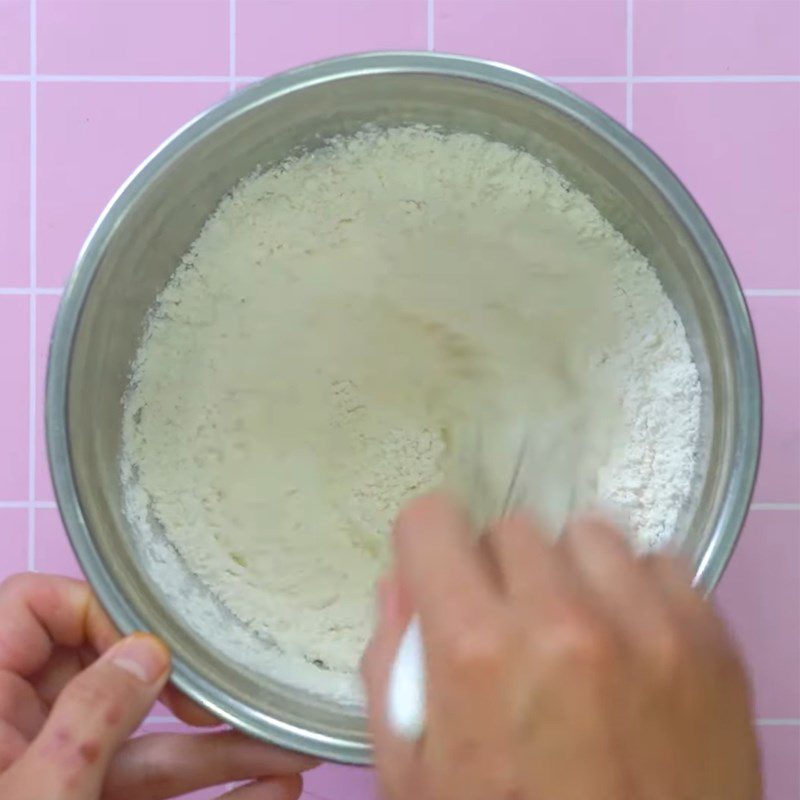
121 127 700 691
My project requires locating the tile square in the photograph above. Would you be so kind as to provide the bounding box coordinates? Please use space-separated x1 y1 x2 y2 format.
0 296 29 500
759 725 800 800
0 0 29 73
716 510 800 718
0 508 29 582
0 83 29 288
748 297 800 504
634 83 800 290
37 0 229 76
236 0 428 77
560 81 627 126
35 507 82 577
35 293 59 501
435 0 627 76
37 82 228 287
304 764 378 800
634 0 800 76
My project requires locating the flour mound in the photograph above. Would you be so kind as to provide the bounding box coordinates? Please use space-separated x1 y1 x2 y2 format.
121 127 700 700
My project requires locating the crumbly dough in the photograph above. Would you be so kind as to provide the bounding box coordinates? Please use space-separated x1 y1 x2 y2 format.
121 127 700 686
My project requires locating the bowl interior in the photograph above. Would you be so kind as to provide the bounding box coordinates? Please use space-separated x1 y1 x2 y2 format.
51 56 758 763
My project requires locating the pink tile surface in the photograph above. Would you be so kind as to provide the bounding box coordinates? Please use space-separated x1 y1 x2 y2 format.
37 81 229 287
0 1 797 796
236 0 427 76
0 296 29 500
435 0 627 76
0 509 28 581
634 82 800 290
37 0 230 76
716 510 800 718
0 83 29 287
0 0 28 73
759 726 800 800
35 506 82 577
748 297 800 504
237 0 427 77
635 0 800 76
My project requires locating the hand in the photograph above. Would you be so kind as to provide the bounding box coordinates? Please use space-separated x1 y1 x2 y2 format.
362 494 761 800
0 574 317 799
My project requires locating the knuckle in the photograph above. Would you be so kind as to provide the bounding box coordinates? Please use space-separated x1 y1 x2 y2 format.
444 619 508 674
542 609 616 673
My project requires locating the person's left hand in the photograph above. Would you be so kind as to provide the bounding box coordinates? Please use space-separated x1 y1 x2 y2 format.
0 573 317 799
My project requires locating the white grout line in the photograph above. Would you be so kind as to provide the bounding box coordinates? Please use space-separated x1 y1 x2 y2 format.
750 503 800 512
0 500 56 510
549 76 628 84
1 74 800 85
427 0 435 52
634 74 800 84
0 286 63 295
228 0 237 93
756 718 800 726
27 0 37 574
625 0 633 130
744 288 800 297
13 73 234 83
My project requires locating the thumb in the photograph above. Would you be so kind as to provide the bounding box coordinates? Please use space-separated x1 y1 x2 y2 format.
19 633 170 798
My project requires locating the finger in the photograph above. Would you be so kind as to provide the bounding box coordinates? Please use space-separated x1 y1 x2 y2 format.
216 776 303 800
484 512 568 603
643 552 698 603
643 553 732 650
393 493 496 634
562 513 672 642
0 719 28 772
0 670 48 739
105 730 317 800
17 633 170 798
160 684 222 727
0 574 120 677
361 573 418 787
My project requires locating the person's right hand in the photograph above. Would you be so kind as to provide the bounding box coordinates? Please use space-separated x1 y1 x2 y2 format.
362 494 761 800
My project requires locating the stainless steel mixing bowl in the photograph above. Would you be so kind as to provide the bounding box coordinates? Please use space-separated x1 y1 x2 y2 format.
46 52 761 764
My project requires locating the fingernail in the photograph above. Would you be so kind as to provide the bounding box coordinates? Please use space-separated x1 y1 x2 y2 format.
109 633 170 683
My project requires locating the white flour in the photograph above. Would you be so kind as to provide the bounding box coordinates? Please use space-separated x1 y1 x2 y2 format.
121 127 700 699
